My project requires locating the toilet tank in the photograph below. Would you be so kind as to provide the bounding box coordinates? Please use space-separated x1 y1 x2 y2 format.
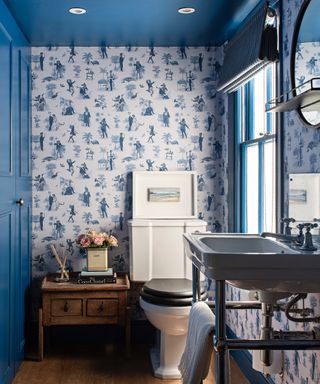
128 219 207 282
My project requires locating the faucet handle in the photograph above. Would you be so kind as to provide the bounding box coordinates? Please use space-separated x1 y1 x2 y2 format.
280 217 296 224
299 222 318 231
280 217 296 235
307 223 318 231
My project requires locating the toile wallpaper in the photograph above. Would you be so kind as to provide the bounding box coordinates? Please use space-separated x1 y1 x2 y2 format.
31 45 228 314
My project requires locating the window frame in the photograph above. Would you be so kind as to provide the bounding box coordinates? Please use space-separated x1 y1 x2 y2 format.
233 64 278 234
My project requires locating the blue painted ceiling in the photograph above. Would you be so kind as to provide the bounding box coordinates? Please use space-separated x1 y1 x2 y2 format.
3 0 265 46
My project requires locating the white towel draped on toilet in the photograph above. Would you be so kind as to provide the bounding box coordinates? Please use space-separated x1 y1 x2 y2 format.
178 301 215 384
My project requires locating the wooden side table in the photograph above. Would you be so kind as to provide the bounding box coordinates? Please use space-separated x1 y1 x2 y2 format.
38 273 130 360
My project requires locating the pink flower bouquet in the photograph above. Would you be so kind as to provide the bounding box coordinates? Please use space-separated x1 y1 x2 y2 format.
76 229 118 248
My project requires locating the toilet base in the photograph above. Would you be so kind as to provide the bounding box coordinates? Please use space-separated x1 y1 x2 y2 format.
149 331 186 379
150 347 182 379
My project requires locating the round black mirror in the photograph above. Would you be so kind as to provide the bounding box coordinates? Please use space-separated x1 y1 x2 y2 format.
291 0 320 127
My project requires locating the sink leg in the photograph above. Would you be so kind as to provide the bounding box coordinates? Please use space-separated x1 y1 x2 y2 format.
215 280 227 384
192 263 201 303
260 303 274 366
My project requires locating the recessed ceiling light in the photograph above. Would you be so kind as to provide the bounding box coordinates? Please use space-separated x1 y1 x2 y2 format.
178 7 196 14
69 7 87 15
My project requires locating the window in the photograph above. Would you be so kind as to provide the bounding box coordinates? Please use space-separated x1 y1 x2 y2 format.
235 64 276 234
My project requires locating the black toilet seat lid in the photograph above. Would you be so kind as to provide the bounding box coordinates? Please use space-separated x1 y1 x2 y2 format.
142 278 205 298
140 288 207 306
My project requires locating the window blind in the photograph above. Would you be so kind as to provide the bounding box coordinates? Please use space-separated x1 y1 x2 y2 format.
217 2 278 93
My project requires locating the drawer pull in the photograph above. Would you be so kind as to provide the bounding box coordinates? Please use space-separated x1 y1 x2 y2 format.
63 302 69 312
97 303 104 313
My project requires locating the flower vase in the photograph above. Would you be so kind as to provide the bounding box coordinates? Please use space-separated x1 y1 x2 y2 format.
87 248 108 271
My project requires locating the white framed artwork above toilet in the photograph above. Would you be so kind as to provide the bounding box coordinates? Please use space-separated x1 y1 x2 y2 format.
132 171 198 219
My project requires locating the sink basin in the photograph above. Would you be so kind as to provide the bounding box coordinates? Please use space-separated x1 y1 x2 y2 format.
183 233 320 294
200 235 290 254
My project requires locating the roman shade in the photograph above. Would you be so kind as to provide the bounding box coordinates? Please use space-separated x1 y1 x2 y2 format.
218 2 278 93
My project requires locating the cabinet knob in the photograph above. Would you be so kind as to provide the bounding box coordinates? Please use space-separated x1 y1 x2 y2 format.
63 302 69 312
97 302 104 313
16 198 24 206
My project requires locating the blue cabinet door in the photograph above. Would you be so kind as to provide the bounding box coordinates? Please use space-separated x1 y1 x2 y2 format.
0 22 15 384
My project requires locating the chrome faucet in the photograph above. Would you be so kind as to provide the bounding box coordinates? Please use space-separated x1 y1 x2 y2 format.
261 218 304 245
299 223 318 251
280 217 296 235
260 231 300 243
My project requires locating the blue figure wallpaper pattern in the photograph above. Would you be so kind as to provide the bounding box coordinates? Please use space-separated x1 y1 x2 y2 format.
31 45 228 315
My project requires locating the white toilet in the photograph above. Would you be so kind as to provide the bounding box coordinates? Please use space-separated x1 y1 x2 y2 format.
139 276 207 379
128 172 207 379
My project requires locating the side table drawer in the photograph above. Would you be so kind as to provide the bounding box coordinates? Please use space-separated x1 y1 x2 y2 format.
86 299 118 319
51 299 83 317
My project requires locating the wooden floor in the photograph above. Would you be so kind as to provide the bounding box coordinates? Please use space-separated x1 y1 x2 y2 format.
13 342 248 384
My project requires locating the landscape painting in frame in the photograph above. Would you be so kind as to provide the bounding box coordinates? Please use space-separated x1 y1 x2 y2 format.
148 187 181 203
289 188 307 203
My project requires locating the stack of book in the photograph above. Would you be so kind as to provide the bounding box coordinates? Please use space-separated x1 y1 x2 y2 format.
77 268 116 284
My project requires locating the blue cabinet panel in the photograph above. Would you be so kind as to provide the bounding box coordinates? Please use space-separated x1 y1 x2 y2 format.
19 51 31 177
0 23 12 177
0 210 13 384
14 49 32 368
15 204 31 364
13 48 32 375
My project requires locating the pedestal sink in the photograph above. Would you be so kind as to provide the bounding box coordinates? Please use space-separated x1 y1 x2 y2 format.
183 233 320 294
184 233 320 384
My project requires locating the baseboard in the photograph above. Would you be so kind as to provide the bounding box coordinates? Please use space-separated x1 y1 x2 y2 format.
226 327 274 384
